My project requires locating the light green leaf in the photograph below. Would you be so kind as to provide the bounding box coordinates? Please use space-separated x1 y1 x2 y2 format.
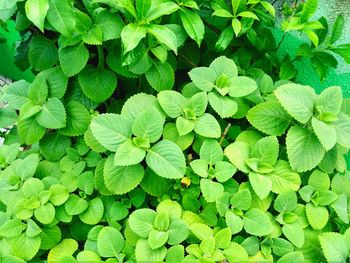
121 23 146 53
189 67 216 92
148 229 169 249
200 179 224 202
47 0 76 37
251 136 279 166
114 140 146 166
1 80 30 110
208 92 238 118
0 107 18 128
36 98 66 129
270 160 301 194
176 116 195 136
190 159 208 178
49 184 69 206
275 83 315 124
82 24 103 45
29 35 58 72
25 0 49 32
277 251 304 263
166 245 184 263
97 227 124 257
230 189 252 211
47 239 78 262
10 234 41 261
334 113 350 148
286 126 325 172
146 2 179 21
79 198 104 225
308 169 330 190
59 42 89 77
194 113 221 138
167 218 189 245
187 92 208 117
311 117 336 151
319 232 350 263
249 172 272 200
17 117 45 144
64 194 89 215
306 203 328 230
282 222 305 248
180 9 204 46
0 219 25 238
34 203 55 224
238 11 259 20
146 139 186 179
90 114 132 151
104 155 144 194
96 10 124 41
224 242 249 263
228 76 257 97
215 228 232 249
331 194 349 224
209 56 238 78
189 223 213 240
316 85 342 115
215 161 237 182
247 101 292 136
261 1 275 17
225 141 251 173
200 139 223 164
274 191 298 213
129 208 156 238
243 208 272 236
225 211 244 235
132 108 165 142
163 123 194 151
232 18 242 36
136 239 167 263
146 24 177 54
301 0 318 20
158 90 186 118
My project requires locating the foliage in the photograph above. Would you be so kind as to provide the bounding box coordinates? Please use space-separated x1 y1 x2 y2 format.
0 0 350 262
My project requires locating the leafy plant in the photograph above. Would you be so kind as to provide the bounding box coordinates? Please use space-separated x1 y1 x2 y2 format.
0 0 350 262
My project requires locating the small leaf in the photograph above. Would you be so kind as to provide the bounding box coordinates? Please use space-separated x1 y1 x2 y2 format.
129 209 157 238
25 0 49 32
97 227 124 257
306 203 328 230
228 76 257 97
146 24 177 54
59 42 89 77
132 108 165 142
188 67 216 92
121 23 146 53
311 117 336 151
148 229 169 249
36 98 66 129
282 222 305 248
180 9 205 46
330 15 345 44
114 140 146 166
146 62 175 91
200 179 224 202
243 208 272 236
249 172 272 200
194 113 221 138
158 90 186 118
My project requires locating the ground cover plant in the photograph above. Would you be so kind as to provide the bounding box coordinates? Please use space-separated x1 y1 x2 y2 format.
0 0 350 262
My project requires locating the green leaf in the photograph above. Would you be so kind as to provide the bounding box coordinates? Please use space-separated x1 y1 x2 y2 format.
238 11 259 20
44 66 68 98
225 141 251 173
306 203 328 230
200 179 224 202
330 43 350 63
114 140 146 166
65 194 89 215
17 117 46 144
200 139 223 164
146 62 175 91
0 107 17 128
148 229 169 249
180 9 204 46
272 238 294 257
49 184 69 206
78 66 117 103
47 0 76 37
82 24 103 45
282 222 305 248
27 75 48 104
79 198 104 225
59 42 89 77
34 203 55 224
228 76 257 97
163 123 194 150
330 15 345 44
243 208 272 236
215 161 237 182
146 2 179 22
129 208 157 238
261 1 275 17
36 98 66 129
215 228 232 249
319 232 350 263
316 86 342 117
270 160 301 194
274 83 315 124
48 239 78 262
96 10 124 41
0 219 25 238
10 234 41 261
232 18 242 36
176 116 194 136
29 36 58 71
0 1 17 22
247 101 292 136
194 113 221 138
331 194 349 224
104 155 144 194
301 0 318 20
1 80 30 110
59 101 91 136
90 114 132 151
277 251 304 263
158 90 186 118
189 223 213 240
251 136 279 166
274 191 298 213
190 159 208 178
167 218 189 245
97 227 124 257
121 23 146 53
311 117 336 151
215 26 234 51
39 133 71 161
230 189 252 211
286 126 325 172
132 109 164 143
146 24 177 54
146 139 186 179
166 245 184 263
26 219 42 238
25 0 49 32
224 242 249 262
136 239 167 262
189 67 216 92
187 92 208 117
334 113 350 148
225 211 244 235
208 92 238 118
249 172 272 200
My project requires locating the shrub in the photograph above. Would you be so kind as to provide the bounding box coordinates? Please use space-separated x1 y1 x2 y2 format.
0 0 350 262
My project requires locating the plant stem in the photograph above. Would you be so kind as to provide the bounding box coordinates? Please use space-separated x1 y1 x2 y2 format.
275 32 287 51
97 46 105 68
219 123 231 145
